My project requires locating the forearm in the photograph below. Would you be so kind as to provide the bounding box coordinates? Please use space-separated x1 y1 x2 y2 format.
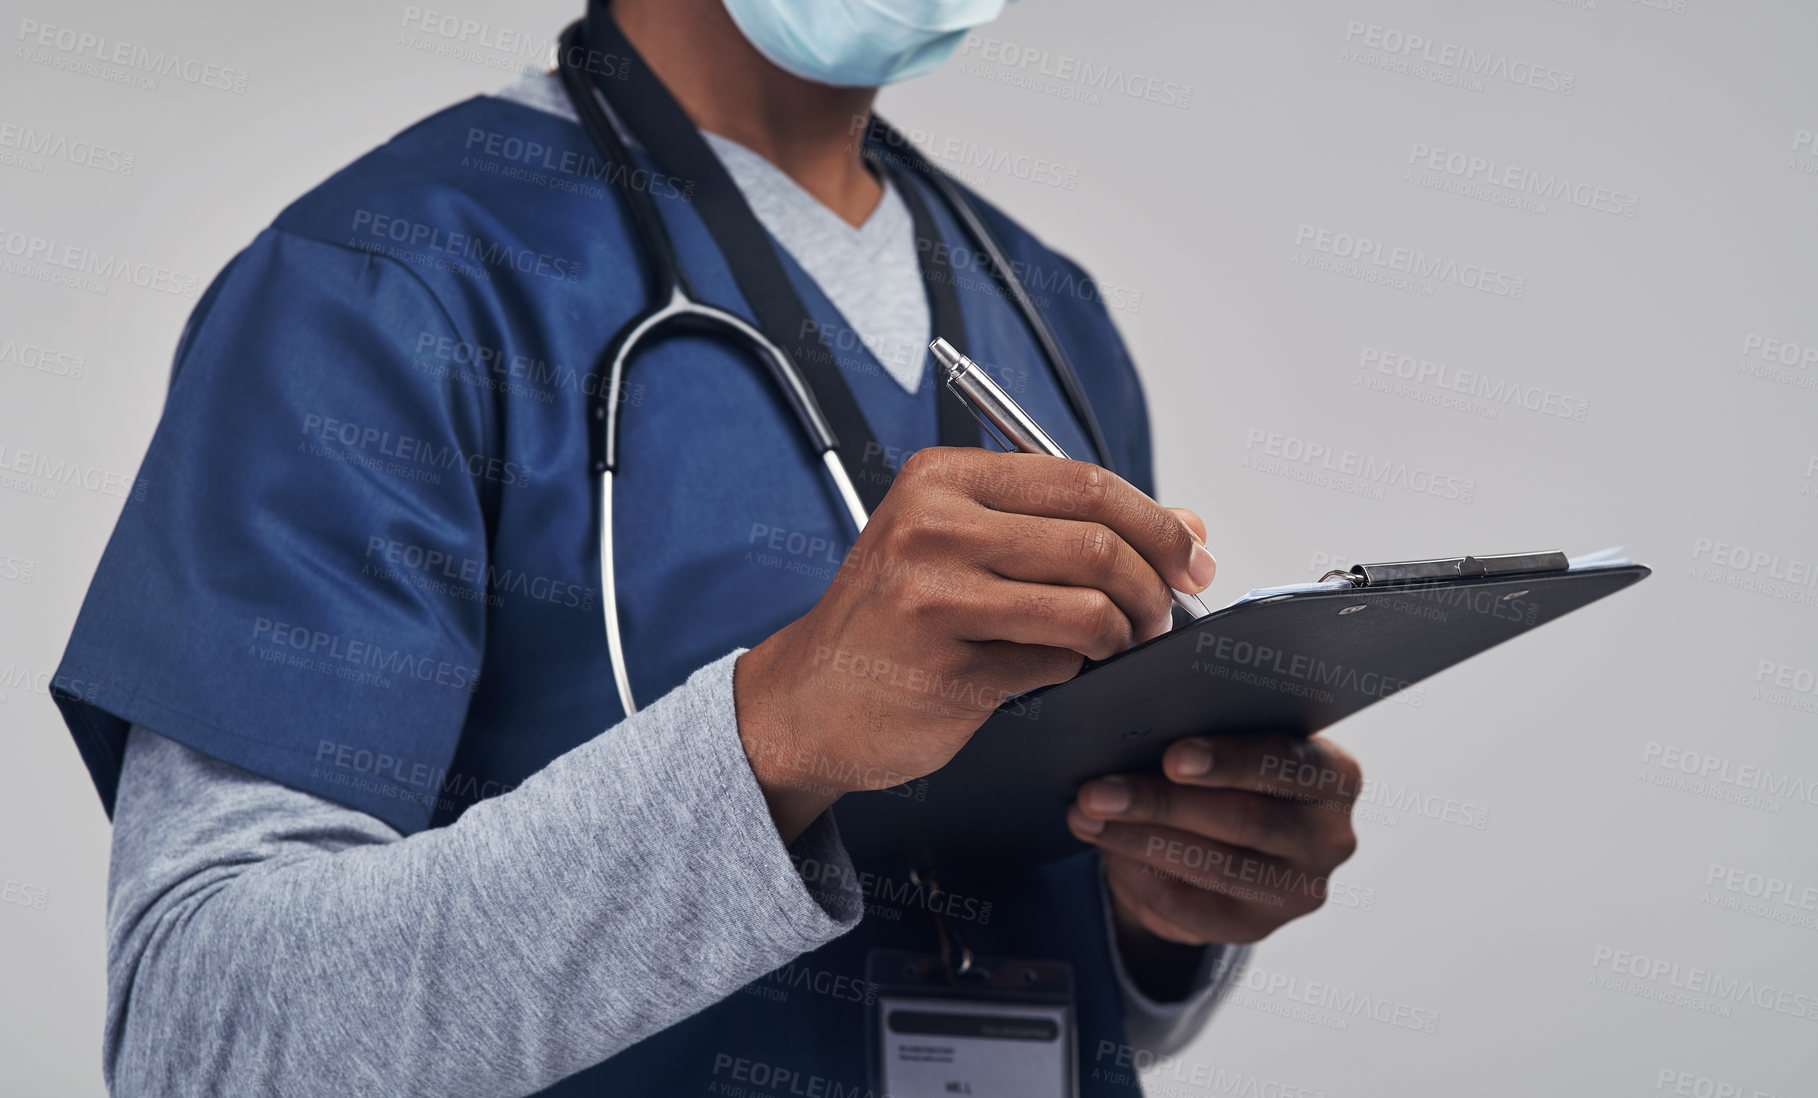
105 652 860 1098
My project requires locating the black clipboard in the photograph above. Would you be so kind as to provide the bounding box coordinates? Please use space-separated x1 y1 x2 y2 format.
836 552 1649 870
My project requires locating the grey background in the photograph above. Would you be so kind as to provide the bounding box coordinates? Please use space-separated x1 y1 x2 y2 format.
3 1 1814 1095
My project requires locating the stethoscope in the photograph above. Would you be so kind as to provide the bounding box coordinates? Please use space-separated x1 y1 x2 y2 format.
558 10 1114 717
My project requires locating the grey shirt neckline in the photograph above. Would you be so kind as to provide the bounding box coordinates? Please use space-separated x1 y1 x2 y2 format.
497 71 932 393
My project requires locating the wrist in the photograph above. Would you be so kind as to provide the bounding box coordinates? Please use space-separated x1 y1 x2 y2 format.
734 637 842 842
1110 887 1209 1003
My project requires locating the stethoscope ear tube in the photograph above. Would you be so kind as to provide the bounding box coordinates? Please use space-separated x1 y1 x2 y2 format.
597 470 639 717
558 21 693 298
592 282 857 480
913 164 1115 472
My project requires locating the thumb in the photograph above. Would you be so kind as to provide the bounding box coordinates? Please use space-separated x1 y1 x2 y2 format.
1166 507 1207 545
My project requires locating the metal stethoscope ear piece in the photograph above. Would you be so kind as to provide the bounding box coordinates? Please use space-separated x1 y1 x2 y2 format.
558 21 869 717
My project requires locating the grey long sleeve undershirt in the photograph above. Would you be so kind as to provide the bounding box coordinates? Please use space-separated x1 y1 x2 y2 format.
107 651 1241 1096
105 652 863 1097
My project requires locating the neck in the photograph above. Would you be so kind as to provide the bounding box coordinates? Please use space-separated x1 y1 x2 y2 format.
610 0 884 227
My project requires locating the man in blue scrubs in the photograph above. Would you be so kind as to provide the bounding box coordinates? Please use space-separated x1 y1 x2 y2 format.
54 1 1363 1094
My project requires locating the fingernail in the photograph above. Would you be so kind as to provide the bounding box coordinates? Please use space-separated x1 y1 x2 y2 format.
1081 777 1131 815
1173 740 1213 777
1188 543 1217 590
1073 812 1105 835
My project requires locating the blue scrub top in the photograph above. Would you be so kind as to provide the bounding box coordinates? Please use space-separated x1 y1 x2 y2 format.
54 92 1161 1095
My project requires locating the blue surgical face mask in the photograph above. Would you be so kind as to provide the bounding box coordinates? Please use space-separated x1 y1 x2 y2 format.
722 0 1011 87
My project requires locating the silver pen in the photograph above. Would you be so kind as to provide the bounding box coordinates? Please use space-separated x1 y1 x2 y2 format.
931 337 1210 622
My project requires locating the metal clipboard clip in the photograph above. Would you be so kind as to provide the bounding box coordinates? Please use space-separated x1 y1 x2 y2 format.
1321 550 1570 588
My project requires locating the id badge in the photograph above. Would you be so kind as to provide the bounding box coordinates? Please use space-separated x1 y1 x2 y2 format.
866 948 1076 1098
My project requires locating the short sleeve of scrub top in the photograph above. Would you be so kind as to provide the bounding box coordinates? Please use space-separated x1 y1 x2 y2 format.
53 226 495 836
